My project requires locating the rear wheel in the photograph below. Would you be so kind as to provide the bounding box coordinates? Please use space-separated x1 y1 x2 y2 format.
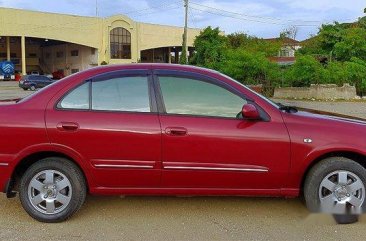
19 157 86 223
30 85 36 91
22 88 28 91
304 157 366 224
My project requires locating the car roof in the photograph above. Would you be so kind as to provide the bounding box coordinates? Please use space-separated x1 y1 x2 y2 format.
87 63 220 75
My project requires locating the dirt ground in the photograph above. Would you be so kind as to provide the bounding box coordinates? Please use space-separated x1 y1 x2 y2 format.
1 81 366 240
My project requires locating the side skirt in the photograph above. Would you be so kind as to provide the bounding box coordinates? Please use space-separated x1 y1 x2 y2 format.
90 187 299 198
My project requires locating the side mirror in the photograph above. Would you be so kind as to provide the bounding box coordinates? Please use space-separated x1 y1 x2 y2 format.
242 104 261 120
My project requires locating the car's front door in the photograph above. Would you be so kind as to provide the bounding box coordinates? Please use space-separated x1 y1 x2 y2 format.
155 70 290 191
46 70 162 188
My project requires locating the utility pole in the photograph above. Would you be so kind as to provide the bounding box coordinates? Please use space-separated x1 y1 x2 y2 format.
95 0 98 17
181 0 189 64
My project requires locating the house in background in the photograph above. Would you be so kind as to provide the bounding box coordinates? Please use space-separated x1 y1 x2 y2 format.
265 37 301 66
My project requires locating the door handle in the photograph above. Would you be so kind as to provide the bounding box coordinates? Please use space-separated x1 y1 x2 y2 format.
57 122 79 131
165 127 188 136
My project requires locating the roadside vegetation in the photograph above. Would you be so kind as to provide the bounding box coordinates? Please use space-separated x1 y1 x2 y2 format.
189 16 366 96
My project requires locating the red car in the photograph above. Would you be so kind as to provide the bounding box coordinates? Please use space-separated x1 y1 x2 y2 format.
0 64 365 224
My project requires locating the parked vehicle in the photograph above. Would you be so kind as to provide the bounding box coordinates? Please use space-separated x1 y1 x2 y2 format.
0 61 15 81
30 71 40 75
19 75 55 90
1 64 366 224
52 70 65 80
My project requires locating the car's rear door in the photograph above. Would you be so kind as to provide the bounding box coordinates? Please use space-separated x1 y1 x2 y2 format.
46 70 162 188
154 70 290 191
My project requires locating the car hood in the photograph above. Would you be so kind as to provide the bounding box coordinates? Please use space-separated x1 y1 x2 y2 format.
296 107 366 125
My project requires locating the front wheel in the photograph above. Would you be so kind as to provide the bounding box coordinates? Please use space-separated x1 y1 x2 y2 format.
30 85 36 91
19 157 86 223
304 157 366 224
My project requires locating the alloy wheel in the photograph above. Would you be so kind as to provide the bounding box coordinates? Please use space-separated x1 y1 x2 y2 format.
319 170 365 214
27 170 72 215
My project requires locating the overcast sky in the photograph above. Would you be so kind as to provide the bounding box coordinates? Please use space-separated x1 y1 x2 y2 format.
0 0 365 40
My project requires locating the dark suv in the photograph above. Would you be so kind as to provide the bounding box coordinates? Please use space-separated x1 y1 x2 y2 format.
19 75 55 91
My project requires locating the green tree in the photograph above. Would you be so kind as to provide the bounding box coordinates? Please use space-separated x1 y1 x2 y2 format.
334 28 366 61
180 34 188 65
189 27 227 69
227 32 281 57
219 48 280 85
344 58 366 95
284 55 325 87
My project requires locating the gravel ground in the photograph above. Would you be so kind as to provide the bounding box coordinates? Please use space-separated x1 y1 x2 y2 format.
1 195 366 241
1 81 366 240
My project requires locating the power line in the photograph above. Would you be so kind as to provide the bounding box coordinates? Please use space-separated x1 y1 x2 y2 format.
122 0 181 15
190 2 359 27
129 5 182 17
190 6 319 27
190 1 322 25
188 7 198 28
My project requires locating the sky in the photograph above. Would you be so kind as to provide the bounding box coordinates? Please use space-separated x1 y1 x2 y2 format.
0 0 365 40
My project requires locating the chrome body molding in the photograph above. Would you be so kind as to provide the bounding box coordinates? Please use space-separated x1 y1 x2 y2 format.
0 163 9 166
163 166 268 172
94 164 153 169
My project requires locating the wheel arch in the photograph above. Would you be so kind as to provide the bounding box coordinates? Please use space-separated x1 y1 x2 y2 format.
300 151 366 195
11 151 91 193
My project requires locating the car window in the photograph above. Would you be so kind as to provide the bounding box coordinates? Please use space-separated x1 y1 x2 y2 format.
91 76 150 112
158 76 246 118
40 76 50 81
59 82 90 110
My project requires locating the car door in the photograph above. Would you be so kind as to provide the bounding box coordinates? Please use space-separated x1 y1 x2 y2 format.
40 76 51 86
46 70 162 188
28 75 38 87
37 76 46 87
154 70 290 191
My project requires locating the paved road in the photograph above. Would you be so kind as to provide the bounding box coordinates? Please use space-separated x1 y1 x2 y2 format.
0 81 34 100
1 81 366 240
274 99 366 119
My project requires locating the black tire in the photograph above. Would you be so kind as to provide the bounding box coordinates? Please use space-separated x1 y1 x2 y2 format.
19 157 86 223
304 157 366 224
22 88 28 91
333 214 359 224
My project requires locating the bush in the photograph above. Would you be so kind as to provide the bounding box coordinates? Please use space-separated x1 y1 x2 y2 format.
344 58 366 95
284 55 325 87
219 49 280 86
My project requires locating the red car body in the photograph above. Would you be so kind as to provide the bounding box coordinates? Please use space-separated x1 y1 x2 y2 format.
1 64 366 198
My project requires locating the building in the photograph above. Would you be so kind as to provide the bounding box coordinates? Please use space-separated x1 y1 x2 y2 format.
265 37 301 66
0 7 201 76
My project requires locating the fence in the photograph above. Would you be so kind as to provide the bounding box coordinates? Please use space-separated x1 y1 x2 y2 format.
273 84 357 100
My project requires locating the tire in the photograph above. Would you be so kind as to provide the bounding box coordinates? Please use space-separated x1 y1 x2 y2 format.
304 157 366 224
19 157 86 223
22 88 28 91
30 85 36 91
333 214 359 224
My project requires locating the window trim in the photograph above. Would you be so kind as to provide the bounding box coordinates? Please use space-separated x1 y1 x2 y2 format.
56 80 92 111
152 70 270 121
110 27 132 59
55 70 158 114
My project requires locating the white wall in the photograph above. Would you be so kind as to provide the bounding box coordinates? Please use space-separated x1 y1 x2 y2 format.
41 43 98 75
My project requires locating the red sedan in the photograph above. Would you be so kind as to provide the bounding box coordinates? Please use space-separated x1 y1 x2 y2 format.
0 64 365 224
